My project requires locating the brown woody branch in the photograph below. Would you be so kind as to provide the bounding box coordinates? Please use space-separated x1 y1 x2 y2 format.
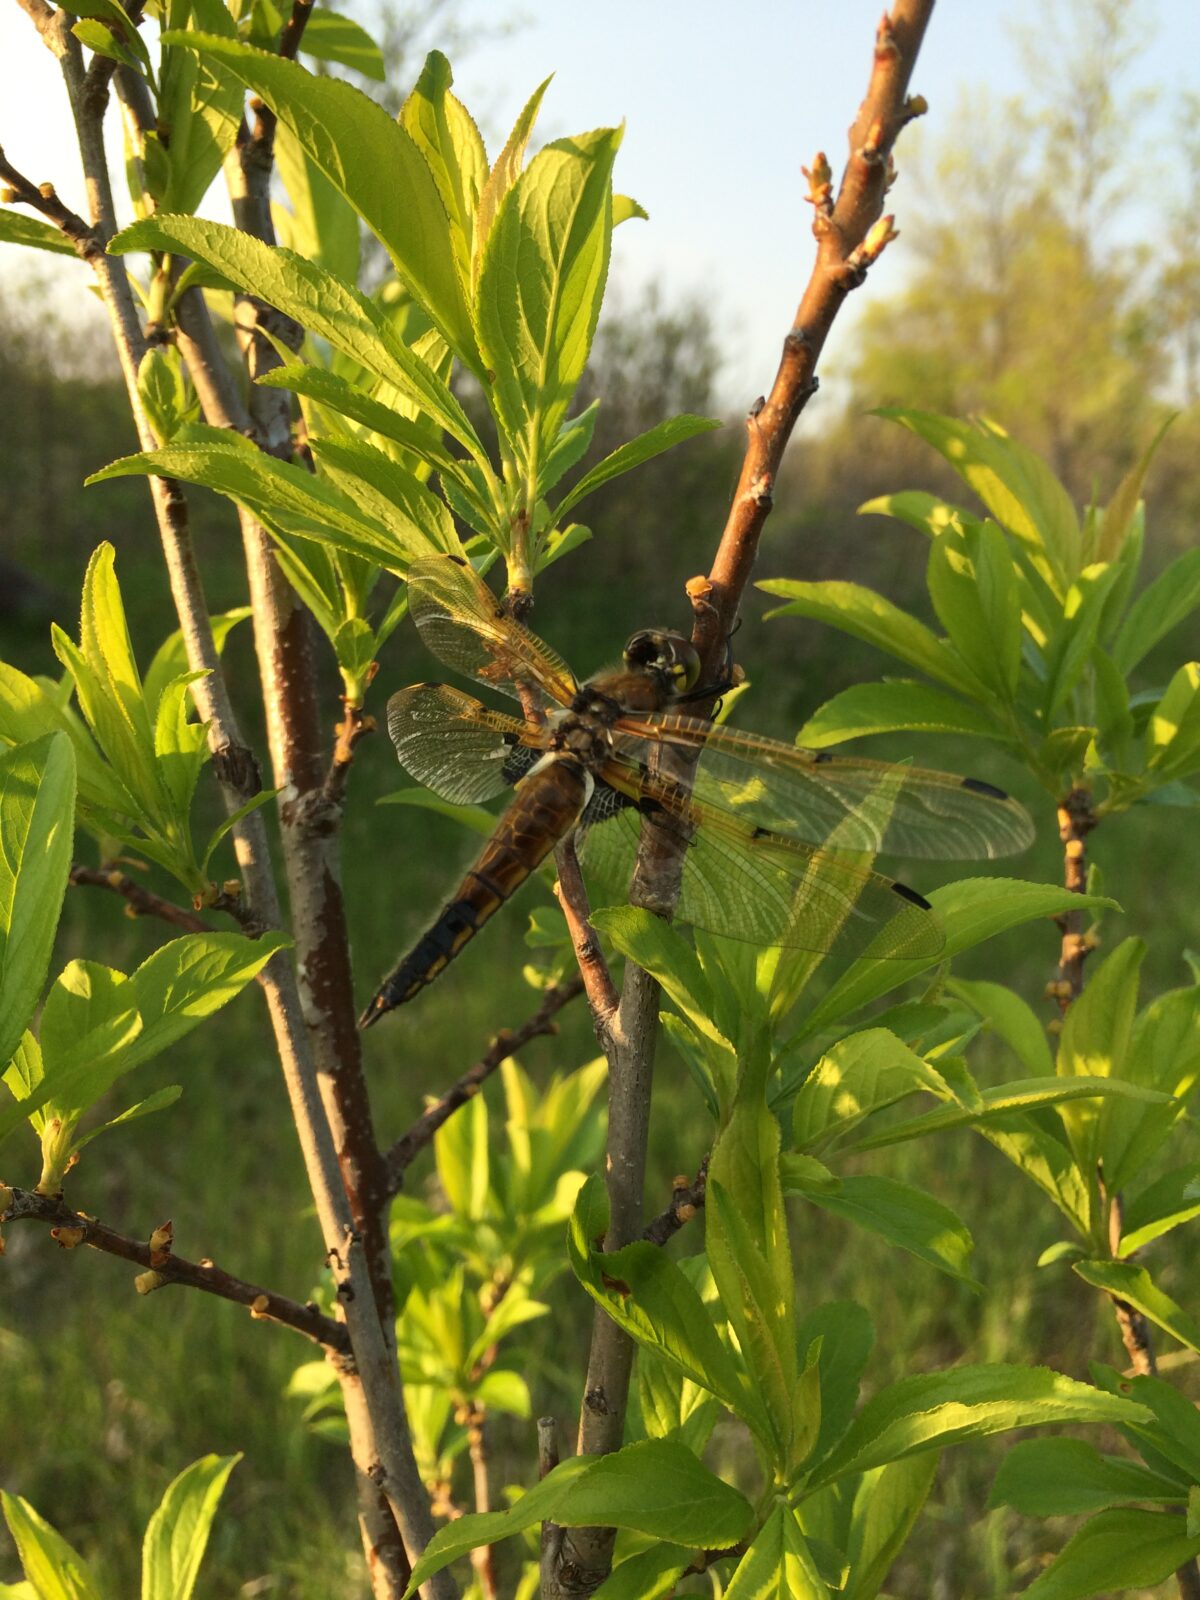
549 8 936 1594
692 3 931 673
553 840 619 1027
0 147 101 261
385 976 585 1192
70 864 213 933
642 1159 708 1247
1048 786 1097 1012
278 0 316 61
1 1185 349 1354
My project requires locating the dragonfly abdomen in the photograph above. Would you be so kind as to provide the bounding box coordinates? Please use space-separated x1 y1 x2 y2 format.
360 757 591 1026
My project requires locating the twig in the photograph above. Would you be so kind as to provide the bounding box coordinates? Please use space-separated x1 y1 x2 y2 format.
553 840 619 1026
278 0 316 61
642 1160 708 1247
69 864 213 933
1 1186 348 1353
1048 786 1097 1013
325 702 377 807
547 8 936 1595
0 147 101 261
692 6 929 670
464 1403 499 1600
384 976 584 1192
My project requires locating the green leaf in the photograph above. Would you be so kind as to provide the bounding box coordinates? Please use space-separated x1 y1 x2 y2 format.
844 1454 940 1600
125 932 287 1075
308 435 458 557
795 1302 874 1471
52 543 165 832
1073 1261 1200 1356
401 51 486 300
552 414 722 524
804 880 1119 1035
795 681 1007 748
259 363 485 505
1146 662 1200 781
1091 1368 1200 1484
591 907 731 1057
847 1075 1166 1157
200 789 278 877
796 1175 978 1286
706 1176 796 1466
0 1491 103 1600
568 1177 762 1431
926 519 1021 700
1112 548 1200 674
0 209 77 256
475 126 622 472
1042 564 1122 719
877 410 1079 592
377 786 499 839
989 1438 1185 1516
474 75 552 282
401 1441 753 1598
0 735 75 1071
947 978 1055 1077
758 580 964 692
807 1365 1150 1489
72 1084 184 1154
159 36 479 370
723 1503 829 1598
300 7 385 78
1094 413 1177 562
539 401 600 495
155 0 242 214
143 608 249 721
593 1544 695 1598
111 217 485 457
434 1086 488 1219
1018 1508 1200 1600
141 1454 240 1600
1119 1164 1200 1254
1056 938 1144 1171
791 1028 951 1151
89 440 411 574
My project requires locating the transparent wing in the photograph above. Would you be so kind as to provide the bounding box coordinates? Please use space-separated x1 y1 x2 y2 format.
386 684 545 804
407 554 578 707
612 713 1034 860
579 769 943 963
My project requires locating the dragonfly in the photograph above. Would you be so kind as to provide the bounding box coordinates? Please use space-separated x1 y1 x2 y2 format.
359 554 1035 1027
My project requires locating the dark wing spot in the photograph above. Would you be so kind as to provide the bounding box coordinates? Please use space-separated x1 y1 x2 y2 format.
752 825 770 839
891 880 933 911
813 751 834 765
637 796 665 817
961 776 1009 800
448 555 467 568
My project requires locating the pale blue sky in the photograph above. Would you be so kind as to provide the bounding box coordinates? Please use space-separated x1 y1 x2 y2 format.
2 2 1197 404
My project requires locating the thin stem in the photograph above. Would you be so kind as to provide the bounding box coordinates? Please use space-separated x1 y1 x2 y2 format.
1 1186 348 1352
384 976 584 1192
69 864 214 933
465 1406 499 1600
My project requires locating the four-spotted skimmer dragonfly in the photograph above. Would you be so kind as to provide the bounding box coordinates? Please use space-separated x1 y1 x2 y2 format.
359 554 1034 1026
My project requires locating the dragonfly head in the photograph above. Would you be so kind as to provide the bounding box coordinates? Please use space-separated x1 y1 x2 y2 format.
623 630 702 694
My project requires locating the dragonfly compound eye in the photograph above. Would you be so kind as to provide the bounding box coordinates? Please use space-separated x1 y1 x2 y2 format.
624 630 701 691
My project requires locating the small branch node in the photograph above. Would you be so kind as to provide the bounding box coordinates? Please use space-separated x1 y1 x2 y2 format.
802 151 834 216
900 92 929 125
875 11 899 60
135 1268 169 1294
